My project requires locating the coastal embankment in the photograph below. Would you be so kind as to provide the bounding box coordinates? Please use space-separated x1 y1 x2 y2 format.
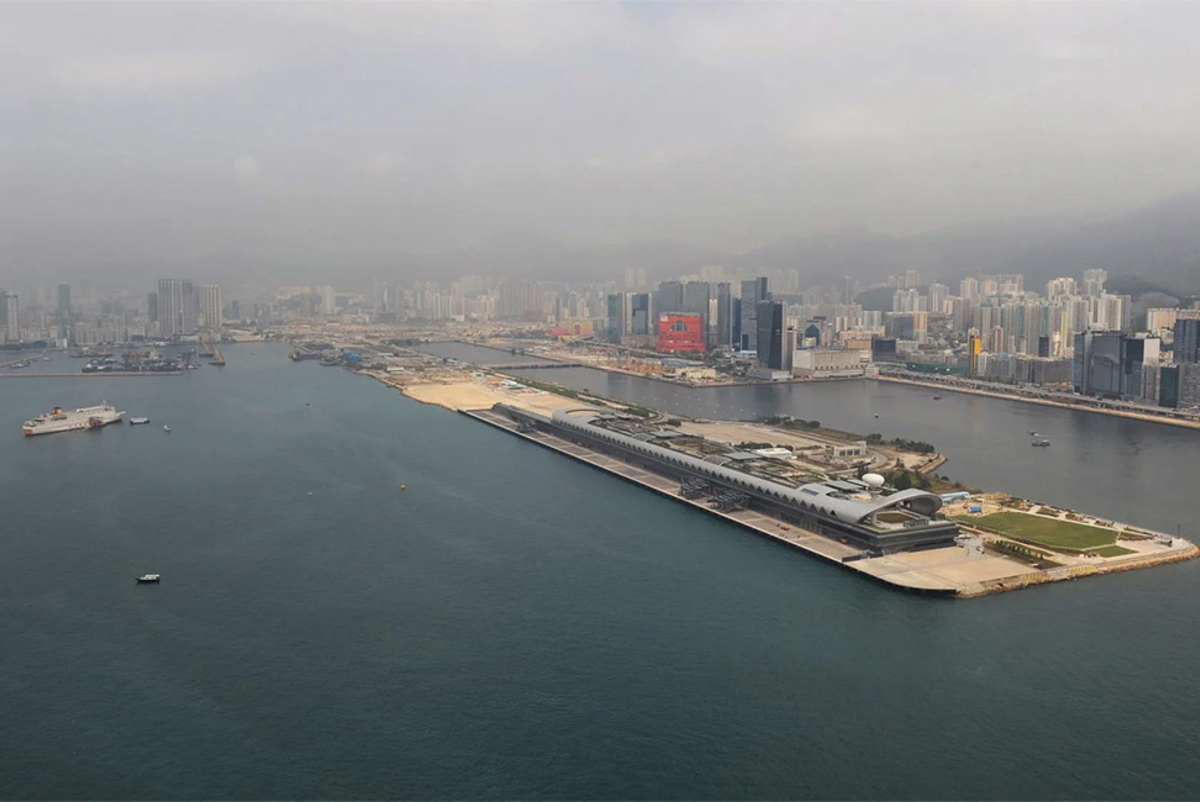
876 375 1200 431
463 405 1196 599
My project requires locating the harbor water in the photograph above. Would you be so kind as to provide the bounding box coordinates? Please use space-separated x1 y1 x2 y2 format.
3 342 1199 799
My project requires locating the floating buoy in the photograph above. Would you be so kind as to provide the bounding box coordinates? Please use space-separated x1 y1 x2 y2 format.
401 485 406 490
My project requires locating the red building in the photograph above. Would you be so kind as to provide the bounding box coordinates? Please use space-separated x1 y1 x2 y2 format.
657 313 706 354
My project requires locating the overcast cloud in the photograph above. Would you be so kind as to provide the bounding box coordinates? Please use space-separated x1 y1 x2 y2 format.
4 1 1200 280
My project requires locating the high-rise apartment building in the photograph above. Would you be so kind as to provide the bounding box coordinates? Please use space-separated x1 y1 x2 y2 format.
623 266 648 290
181 281 200 334
1145 308 1178 334
158 279 184 338
1046 277 1077 299
893 288 923 313
319 286 336 315
57 284 71 320
1082 269 1108 297
928 283 948 314
497 281 545 320
201 284 223 330
56 283 71 343
5 292 19 342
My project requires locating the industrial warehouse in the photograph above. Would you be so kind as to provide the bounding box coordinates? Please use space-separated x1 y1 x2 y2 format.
494 404 960 555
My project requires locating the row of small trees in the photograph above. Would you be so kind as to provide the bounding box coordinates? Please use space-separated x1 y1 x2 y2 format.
988 539 1050 563
760 415 822 430
864 433 936 454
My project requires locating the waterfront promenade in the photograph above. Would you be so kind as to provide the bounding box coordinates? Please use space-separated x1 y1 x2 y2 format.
875 374 1200 430
448 338 1200 429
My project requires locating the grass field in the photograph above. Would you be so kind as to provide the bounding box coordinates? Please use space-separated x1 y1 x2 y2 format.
1093 545 1137 558
956 511 1117 551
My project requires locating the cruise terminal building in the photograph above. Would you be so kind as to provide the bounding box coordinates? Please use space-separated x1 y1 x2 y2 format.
496 405 959 555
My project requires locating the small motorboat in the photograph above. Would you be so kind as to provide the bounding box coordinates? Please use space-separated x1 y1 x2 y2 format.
162 425 171 432
1031 439 1051 448
932 395 943 400
136 574 160 583
129 417 150 425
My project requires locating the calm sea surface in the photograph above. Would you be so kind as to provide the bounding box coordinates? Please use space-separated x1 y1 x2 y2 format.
3 342 1199 800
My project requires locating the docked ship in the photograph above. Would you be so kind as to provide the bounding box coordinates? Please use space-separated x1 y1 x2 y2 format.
23 404 124 436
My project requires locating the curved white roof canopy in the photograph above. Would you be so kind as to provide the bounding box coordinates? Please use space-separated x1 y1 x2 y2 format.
550 409 943 524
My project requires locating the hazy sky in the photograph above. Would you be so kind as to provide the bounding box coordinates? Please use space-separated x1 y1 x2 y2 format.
6 1 1200 277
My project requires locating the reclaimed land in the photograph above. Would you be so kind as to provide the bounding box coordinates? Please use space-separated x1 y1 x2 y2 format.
356 367 1199 598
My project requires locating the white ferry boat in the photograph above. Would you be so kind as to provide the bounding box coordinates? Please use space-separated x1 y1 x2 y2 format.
23 404 124 436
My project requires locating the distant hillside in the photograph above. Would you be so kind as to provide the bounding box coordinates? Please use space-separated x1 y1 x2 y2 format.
728 191 1200 295
10 187 1200 295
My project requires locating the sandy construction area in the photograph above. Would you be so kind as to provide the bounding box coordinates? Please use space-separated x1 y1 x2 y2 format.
398 380 590 416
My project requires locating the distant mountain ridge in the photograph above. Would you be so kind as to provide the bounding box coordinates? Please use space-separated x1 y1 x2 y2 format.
726 191 1200 294
411 189 1200 295
7 188 1200 294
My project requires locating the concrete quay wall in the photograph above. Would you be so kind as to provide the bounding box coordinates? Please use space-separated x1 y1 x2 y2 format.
462 407 961 597
461 406 1199 598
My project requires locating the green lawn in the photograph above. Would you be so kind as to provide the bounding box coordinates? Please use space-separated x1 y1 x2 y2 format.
1093 545 1137 558
956 511 1117 551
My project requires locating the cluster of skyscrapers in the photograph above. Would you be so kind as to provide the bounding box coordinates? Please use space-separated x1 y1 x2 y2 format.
0 279 231 347
0 284 68 345
147 280 223 339
1068 313 1200 408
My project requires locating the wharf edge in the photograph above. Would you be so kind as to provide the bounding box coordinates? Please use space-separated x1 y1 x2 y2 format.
459 407 1198 599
